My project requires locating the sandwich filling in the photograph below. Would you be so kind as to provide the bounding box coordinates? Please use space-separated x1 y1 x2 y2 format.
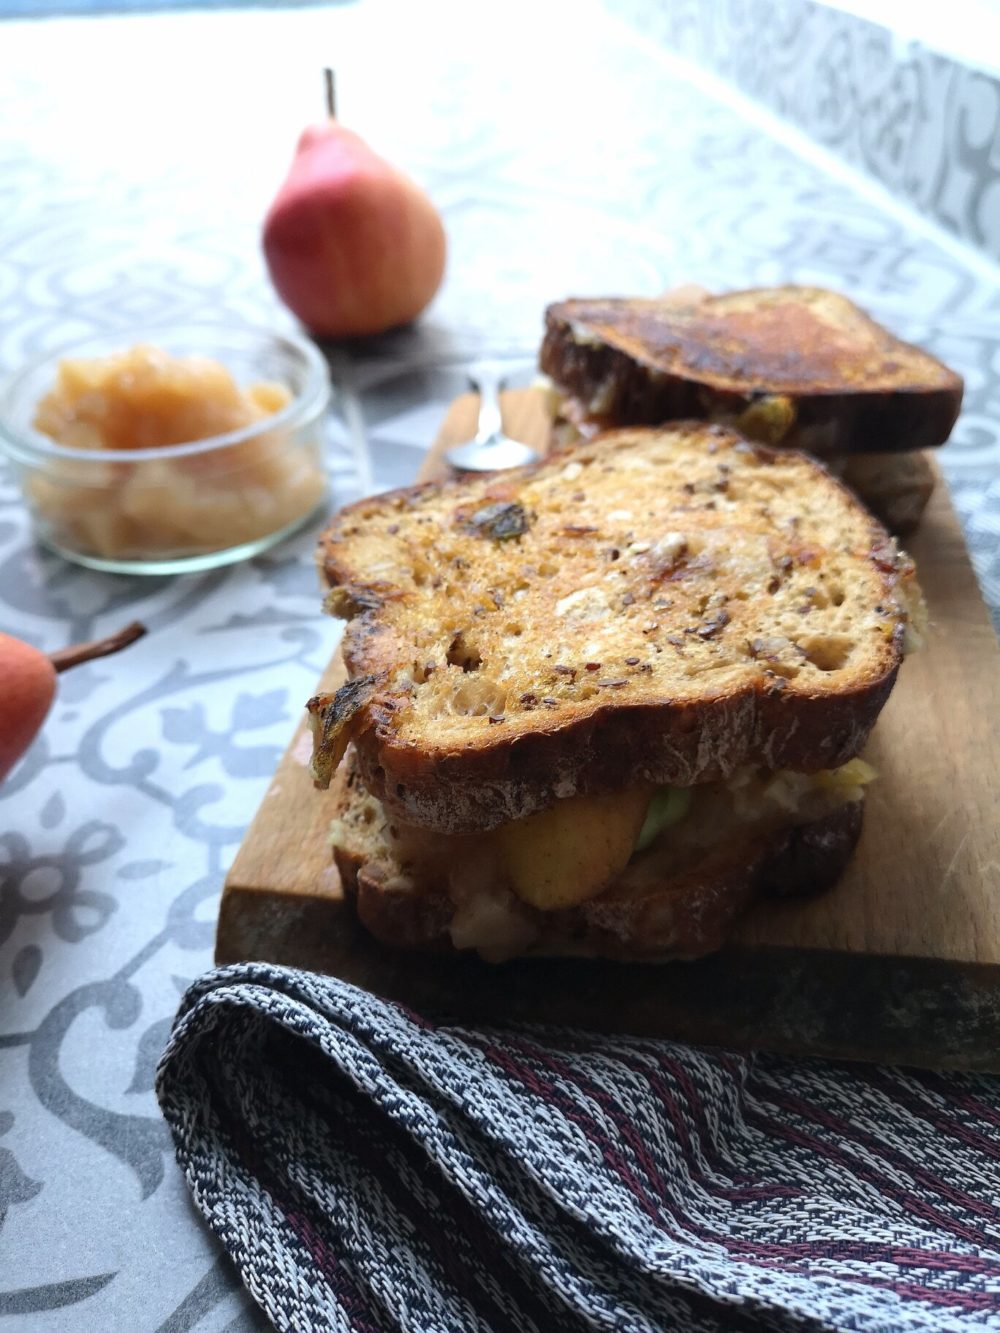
550 380 846 456
331 755 875 960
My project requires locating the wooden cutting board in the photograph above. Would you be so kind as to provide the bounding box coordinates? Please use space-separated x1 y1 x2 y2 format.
218 389 1000 1069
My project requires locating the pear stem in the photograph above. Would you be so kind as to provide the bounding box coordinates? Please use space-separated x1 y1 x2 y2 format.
49 621 147 674
324 67 336 119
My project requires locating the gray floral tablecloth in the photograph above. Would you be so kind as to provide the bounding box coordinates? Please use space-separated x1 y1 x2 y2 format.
1 3 998 1329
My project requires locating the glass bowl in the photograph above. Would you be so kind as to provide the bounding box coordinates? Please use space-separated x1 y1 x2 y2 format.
0 323 332 574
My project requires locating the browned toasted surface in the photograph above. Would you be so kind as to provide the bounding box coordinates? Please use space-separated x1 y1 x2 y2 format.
309 425 917 833
548 288 958 394
331 750 865 961
541 287 963 454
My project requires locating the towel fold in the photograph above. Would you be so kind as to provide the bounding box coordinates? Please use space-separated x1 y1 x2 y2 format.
156 963 1000 1333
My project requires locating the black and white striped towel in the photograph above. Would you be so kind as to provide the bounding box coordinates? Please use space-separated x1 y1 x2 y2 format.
156 963 1000 1332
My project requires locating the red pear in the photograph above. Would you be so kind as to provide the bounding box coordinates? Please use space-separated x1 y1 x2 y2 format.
0 635 56 783
263 71 446 338
0 622 146 783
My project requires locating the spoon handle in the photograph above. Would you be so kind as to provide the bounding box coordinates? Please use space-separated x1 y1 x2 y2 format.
469 363 508 445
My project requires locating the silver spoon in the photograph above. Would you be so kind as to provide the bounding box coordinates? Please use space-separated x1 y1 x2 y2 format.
445 362 541 473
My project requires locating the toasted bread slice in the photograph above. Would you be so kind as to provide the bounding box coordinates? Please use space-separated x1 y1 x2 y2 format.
309 425 919 834
541 287 963 456
331 749 865 962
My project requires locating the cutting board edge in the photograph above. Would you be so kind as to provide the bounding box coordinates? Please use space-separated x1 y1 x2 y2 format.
215 881 1000 1071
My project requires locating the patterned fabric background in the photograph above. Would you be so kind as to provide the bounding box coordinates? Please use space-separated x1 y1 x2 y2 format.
0 2 997 1328
611 0 1000 261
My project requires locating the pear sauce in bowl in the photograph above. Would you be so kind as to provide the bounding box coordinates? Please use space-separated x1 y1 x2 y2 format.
0 324 331 574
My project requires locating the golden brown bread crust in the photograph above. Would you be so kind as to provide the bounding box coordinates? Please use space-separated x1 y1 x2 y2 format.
541 287 963 455
309 425 916 834
331 752 865 961
323 683 889 835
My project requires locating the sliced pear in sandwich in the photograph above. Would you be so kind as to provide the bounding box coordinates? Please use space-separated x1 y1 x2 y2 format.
496 786 653 910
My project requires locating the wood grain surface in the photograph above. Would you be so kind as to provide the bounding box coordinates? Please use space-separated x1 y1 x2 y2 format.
218 389 1000 1067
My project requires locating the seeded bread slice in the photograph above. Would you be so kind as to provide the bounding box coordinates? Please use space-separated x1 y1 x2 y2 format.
308 424 919 834
540 287 963 456
331 751 865 962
